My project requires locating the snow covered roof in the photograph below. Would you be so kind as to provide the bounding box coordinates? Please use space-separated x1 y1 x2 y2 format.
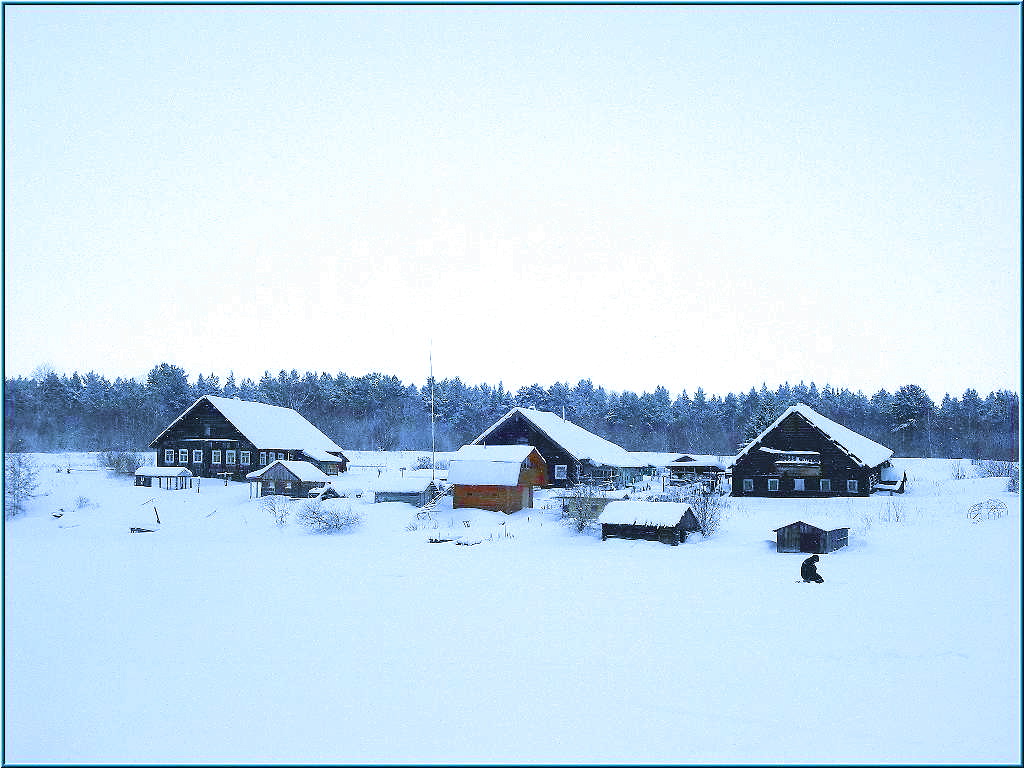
300 447 347 464
473 408 643 468
736 403 893 469
152 396 344 455
667 454 730 470
453 444 542 464
599 501 693 527
245 460 332 483
448 459 525 487
135 465 194 477
628 452 687 468
374 477 438 494
773 520 850 533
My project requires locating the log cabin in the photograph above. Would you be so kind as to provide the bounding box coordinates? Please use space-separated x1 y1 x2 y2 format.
599 501 702 546
469 407 644 489
245 459 334 498
150 395 348 481
731 403 894 497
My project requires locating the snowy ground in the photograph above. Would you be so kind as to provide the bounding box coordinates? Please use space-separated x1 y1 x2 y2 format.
4 453 1020 764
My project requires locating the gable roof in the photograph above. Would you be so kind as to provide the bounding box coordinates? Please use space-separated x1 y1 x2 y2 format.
453 444 544 464
374 477 439 494
151 395 344 455
736 403 893 469
245 459 332 483
472 407 643 468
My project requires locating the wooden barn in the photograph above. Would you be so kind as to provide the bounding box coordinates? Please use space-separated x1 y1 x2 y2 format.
731 403 894 498
773 520 850 554
448 444 547 513
134 465 195 490
469 407 644 489
373 478 440 507
245 460 334 499
599 501 702 546
150 395 348 481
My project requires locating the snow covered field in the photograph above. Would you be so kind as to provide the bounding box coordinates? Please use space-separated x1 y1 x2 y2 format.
4 453 1020 764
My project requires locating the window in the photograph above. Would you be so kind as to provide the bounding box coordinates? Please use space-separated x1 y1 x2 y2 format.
742 478 754 492
277 452 285 460
204 425 211 437
226 450 236 466
820 479 831 492
554 465 568 480
284 481 292 490
179 448 188 464
192 450 203 464
847 479 859 493
164 449 175 464
259 452 267 466
211 450 222 465
767 478 780 492
267 480 275 492
240 451 251 467
793 478 805 492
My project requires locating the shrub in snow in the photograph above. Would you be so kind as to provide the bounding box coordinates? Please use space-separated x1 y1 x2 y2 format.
295 499 361 535
4 453 39 519
558 484 606 534
664 481 725 537
414 455 449 471
100 450 145 476
972 459 1016 478
262 495 291 528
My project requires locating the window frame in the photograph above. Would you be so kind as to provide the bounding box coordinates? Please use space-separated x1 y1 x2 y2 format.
820 478 831 492
178 448 188 464
164 449 175 464
793 478 805 492
767 478 780 492
226 450 237 466
742 478 754 492
554 464 568 480
240 451 251 467
847 479 859 493
211 450 222 465
192 449 203 464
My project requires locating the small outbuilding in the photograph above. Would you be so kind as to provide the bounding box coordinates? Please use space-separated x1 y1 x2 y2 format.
773 520 850 553
246 460 333 499
134 465 195 490
599 501 702 546
373 478 440 507
448 444 547 513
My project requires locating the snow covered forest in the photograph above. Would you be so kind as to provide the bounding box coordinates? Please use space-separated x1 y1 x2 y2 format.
4 362 1019 459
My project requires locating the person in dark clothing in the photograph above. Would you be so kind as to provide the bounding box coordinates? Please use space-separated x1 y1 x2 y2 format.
801 554 824 583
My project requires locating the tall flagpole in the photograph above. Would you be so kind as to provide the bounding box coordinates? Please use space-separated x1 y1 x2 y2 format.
430 342 435 484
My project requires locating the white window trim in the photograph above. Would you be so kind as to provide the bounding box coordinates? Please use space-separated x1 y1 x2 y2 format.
226 450 237 466
847 479 859 493
178 448 188 464
742 478 754 492
192 449 203 464
164 449 175 464
277 452 285 460
211 450 222 465
554 464 568 480
259 452 267 466
767 478 780 492
240 451 251 467
793 478 805 492
820 479 831 492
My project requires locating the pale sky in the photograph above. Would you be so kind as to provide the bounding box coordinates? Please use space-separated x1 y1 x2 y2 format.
4 4 1020 400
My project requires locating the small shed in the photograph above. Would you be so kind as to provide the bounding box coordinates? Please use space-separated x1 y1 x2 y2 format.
308 485 342 501
773 520 850 553
373 478 440 507
599 501 701 546
246 460 332 499
135 465 195 490
448 444 547 513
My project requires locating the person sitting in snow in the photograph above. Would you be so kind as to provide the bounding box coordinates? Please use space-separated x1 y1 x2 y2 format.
801 554 824 583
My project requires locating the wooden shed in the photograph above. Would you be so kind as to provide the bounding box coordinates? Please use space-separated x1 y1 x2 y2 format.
245 460 333 499
599 501 701 546
773 520 850 553
134 465 195 490
373 478 440 507
448 444 547 514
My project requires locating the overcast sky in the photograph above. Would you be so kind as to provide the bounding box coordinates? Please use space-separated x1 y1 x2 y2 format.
4 5 1020 401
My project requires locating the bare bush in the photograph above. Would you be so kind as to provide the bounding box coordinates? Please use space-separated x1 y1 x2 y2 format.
295 499 361 534
5 453 39 519
261 495 291 528
100 450 145 475
558 484 607 534
680 481 725 537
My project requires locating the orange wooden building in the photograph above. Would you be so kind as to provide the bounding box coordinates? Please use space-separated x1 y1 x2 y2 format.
448 445 547 514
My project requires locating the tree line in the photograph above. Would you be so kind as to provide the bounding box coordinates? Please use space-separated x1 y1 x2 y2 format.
3 363 1019 460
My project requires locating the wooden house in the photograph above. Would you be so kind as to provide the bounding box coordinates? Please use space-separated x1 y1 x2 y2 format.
373 478 440 507
666 454 731 491
245 460 333 499
469 407 644 489
773 520 850 554
448 444 547 513
599 501 701 546
134 465 195 490
150 395 348 481
731 403 894 497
